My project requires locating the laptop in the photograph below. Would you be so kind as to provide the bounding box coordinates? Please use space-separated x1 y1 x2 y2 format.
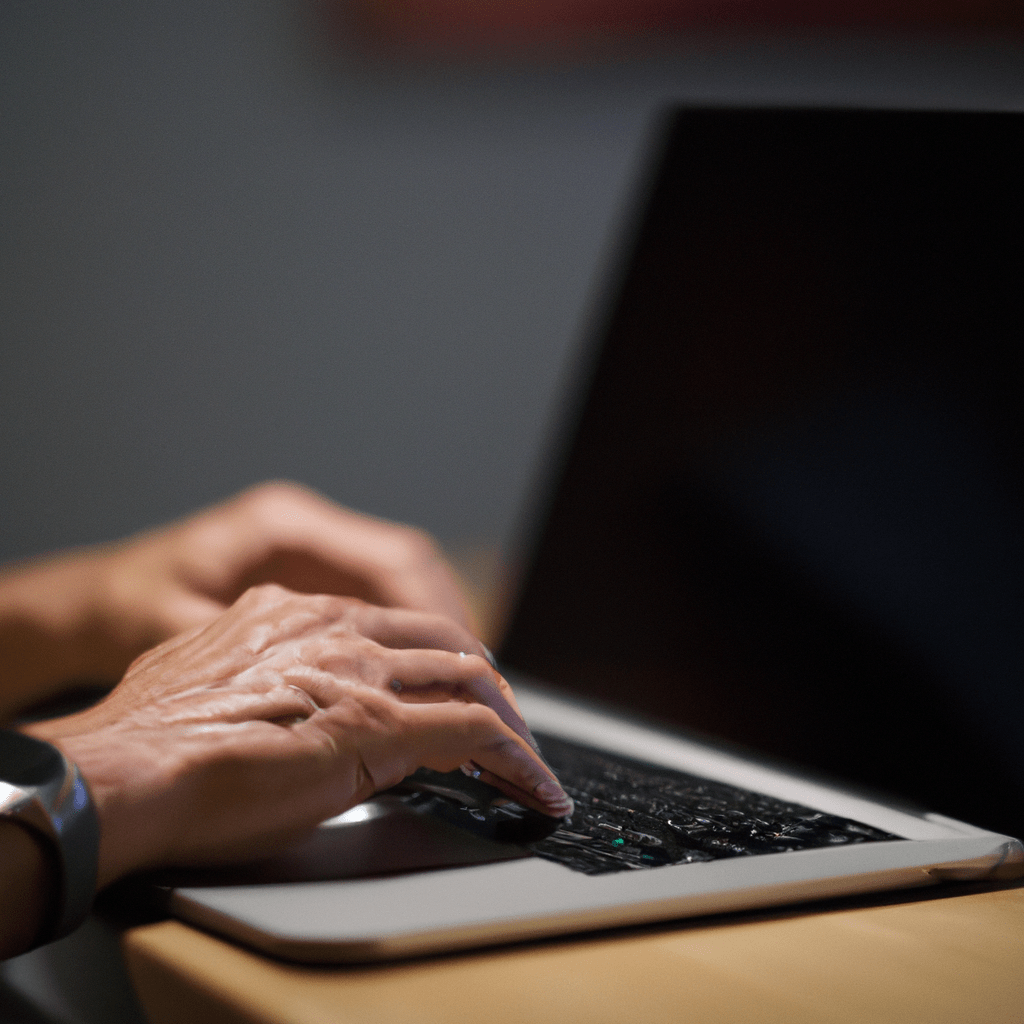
163 106 1024 963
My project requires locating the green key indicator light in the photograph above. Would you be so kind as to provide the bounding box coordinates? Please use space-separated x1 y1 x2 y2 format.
612 838 625 846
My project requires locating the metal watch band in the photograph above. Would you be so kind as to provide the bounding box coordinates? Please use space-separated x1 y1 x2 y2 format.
0 730 100 942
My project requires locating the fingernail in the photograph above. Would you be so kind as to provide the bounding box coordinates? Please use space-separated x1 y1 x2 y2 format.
534 779 574 816
481 645 498 670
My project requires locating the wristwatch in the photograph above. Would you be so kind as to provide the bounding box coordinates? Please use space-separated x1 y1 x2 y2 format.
0 730 100 943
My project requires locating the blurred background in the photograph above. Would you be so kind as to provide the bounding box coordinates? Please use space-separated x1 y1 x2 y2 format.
2 6 1024 1021
2 0 1024 582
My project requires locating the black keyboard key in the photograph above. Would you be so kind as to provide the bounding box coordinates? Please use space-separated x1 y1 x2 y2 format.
528 733 900 875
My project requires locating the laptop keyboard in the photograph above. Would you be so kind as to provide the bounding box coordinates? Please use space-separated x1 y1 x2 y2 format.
529 733 900 874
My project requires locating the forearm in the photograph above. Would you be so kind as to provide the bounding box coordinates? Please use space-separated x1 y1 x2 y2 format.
0 549 120 719
0 821 53 960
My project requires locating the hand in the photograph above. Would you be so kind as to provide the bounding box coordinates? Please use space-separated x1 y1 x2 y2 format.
25 585 572 888
0 482 473 712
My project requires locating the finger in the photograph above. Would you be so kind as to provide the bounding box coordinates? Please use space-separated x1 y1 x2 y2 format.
269 685 322 726
370 561 473 634
160 682 322 728
228 483 474 627
291 505 471 626
325 605 521 714
344 604 487 660
273 643 534 759
366 648 540 757
313 613 516 709
196 585 349 655
311 544 471 633
466 763 572 818
367 701 573 817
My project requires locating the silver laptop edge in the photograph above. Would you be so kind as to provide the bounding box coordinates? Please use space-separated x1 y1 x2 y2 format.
170 681 1024 963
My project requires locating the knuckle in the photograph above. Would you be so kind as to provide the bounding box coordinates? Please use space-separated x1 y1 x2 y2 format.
239 585 358 623
388 526 441 569
234 481 322 536
459 652 492 675
338 687 399 736
237 581 291 606
461 701 500 733
335 596 373 628
241 479 310 513
308 591 358 623
346 647 380 686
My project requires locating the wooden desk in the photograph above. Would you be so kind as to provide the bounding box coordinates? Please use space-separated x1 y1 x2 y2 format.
122 880 1024 1024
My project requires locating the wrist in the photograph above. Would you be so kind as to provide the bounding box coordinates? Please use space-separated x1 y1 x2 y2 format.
25 719 175 888
0 549 127 714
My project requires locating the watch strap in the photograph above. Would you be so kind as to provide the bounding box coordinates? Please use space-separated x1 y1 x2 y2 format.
0 730 100 942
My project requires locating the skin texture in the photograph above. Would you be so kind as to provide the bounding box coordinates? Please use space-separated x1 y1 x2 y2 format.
0 481 473 719
24 585 572 889
0 483 569 957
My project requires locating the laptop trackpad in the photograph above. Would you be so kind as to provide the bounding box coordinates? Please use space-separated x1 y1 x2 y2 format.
146 796 532 888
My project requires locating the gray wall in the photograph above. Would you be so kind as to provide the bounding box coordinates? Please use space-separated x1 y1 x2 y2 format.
3 1 1024 563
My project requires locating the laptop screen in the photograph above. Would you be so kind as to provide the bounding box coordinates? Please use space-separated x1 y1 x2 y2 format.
499 107 1024 838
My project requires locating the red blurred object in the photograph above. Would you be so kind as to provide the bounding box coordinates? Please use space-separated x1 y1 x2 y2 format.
330 0 1024 50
